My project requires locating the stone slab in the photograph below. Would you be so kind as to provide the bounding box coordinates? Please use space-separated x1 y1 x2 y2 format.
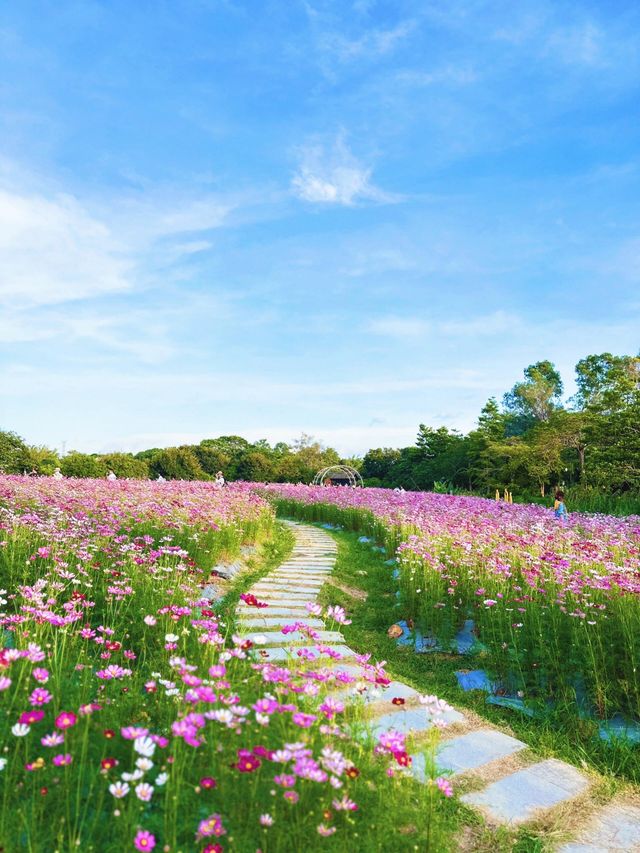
461 759 589 825
239 630 344 646
370 705 465 737
557 802 640 852
251 581 324 591
238 617 325 629
258 645 357 662
334 679 419 705
435 729 526 775
237 607 313 618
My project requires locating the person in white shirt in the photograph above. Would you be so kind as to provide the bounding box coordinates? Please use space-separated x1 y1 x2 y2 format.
106 470 117 481
214 471 225 489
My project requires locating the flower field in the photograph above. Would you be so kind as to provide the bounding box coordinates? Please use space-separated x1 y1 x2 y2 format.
0 477 453 852
267 485 640 725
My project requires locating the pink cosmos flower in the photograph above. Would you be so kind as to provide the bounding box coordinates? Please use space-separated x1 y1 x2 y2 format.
52 753 73 766
29 688 53 707
32 668 49 683
436 777 453 797
292 712 316 728
41 732 65 747
19 710 44 725
133 829 156 851
55 711 77 730
196 814 226 839
0 676 11 691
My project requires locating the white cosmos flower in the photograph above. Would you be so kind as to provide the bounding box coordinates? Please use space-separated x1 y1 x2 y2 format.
121 769 144 782
155 772 168 786
133 736 156 757
164 634 179 643
109 781 130 798
136 757 154 772
135 782 153 802
11 723 30 737
0 757 7 770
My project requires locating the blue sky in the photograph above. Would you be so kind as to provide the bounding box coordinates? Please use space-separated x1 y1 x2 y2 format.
1 0 639 456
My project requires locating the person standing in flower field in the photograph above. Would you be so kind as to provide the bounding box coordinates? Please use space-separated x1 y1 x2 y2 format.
554 489 568 520
214 471 225 489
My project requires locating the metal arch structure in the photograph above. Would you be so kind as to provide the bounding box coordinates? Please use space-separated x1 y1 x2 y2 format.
312 465 364 488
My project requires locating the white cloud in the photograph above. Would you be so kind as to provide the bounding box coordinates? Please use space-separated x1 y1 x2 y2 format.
366 316 429 338
0 188 131 310
545 23 603 67
395 65 478 87
439 310 521 336
319 20 416 63
0 166 233 315
292 137 399 206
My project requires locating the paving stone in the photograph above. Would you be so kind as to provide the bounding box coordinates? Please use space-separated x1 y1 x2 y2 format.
461 759 590 825
238 617 325 629
237 607 312 618
434 729 526 775
258 645 357 662
334 679 420 706
557 802 640 852
251 581 324 591
239 630 344 646
370 705 465 737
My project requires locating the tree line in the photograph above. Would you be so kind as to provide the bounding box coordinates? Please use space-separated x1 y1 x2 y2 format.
2 351 638 509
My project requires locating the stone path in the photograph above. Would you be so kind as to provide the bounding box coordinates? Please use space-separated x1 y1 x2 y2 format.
236 522 640 851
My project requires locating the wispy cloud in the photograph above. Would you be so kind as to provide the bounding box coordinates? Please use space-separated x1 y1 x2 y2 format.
318 19 416 63
366 316 429 338
0 164 234 314
291 136 399 205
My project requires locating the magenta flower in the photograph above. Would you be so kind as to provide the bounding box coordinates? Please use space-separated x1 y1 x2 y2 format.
19 710 45 725
436 776 453 797
32 668 49 683
55 711 77 730
29 688 53 707
292 712 317 728
196 814 226 839
133 829 156 851
52 753 73 766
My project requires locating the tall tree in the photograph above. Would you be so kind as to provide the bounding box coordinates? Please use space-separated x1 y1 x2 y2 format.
504 360 563 423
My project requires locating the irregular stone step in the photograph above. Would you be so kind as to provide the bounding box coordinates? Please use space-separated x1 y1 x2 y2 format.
461 759 590 825
415 729 526 778
237 606 313 618
333 679 420 706
257 645 357 663
239 617 325 629
239 629 345 646
252 578 325 587
370 705 466 737
556 801 640 852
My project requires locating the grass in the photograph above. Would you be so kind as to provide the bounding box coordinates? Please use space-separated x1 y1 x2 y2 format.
295 521 639 850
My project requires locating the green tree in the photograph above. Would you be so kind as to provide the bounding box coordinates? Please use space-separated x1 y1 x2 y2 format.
361 448 401 482
574 353 640 413
99 453 149 479
235 451 275 482
148 447 205 481
504 360 564 424
0 431 31 473
27 445 61 475
61 452 108 478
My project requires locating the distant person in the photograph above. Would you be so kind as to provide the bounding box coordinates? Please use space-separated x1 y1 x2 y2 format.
156 474 166 482
106 470 117 481
554 489 568 520
52 468 64 480
214 471 225 489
